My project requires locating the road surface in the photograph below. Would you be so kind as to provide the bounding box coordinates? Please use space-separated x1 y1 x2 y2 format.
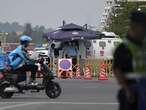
0 79 119 110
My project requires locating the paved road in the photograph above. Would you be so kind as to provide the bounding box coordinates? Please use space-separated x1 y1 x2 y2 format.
0 79 119 110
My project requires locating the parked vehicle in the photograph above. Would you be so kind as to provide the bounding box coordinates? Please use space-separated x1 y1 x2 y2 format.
89 32 122 59
34 47 48 56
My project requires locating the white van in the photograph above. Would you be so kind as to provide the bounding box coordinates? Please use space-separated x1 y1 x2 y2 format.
90 32 122 59
34 47 48 57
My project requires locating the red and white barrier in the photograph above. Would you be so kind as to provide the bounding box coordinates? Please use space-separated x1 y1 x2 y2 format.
98 60 108 80
84 65 92 80
76 64 81 79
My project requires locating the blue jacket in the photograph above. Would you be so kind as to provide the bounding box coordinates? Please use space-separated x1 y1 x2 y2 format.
8 45 30 69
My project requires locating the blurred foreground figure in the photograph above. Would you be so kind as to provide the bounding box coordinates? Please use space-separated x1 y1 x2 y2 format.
113 11 146 110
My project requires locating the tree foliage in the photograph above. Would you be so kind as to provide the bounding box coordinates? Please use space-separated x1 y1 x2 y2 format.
0 22 54 43
105 2 146 37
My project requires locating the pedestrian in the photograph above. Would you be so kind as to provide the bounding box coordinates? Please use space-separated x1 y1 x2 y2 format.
49 43 55 70
113 11 146 110
64 41 78 72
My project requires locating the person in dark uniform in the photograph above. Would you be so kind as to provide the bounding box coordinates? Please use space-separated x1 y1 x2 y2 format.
113 11 146 110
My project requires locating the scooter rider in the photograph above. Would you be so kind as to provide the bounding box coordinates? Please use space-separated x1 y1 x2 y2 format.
8 35 38 85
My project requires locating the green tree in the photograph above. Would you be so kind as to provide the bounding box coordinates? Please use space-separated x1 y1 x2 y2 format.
105 2 146 37
7 32 19 43
31 25 46 43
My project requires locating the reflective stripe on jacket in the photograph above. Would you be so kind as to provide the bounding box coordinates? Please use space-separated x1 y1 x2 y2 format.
123 39 146 74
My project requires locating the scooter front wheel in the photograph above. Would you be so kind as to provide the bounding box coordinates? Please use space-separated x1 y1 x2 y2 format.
45 81 61 99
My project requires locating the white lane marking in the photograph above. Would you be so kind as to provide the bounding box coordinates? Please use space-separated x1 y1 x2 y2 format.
83 86 98 89
0 102 118 110
0 101 118 105
47 102 118 105
0 103 36 110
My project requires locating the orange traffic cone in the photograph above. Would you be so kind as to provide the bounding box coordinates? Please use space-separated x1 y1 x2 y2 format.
76 64 81 79
98 60 108 80
84 65 92 80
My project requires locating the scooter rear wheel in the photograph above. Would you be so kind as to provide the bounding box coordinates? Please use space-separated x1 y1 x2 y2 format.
0 84 14 99
45 81 61 99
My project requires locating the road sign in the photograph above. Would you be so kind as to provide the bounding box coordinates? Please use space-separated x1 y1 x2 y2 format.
58 59 72 71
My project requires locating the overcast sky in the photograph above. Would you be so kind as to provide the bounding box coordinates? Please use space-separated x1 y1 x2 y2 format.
0 0 105 28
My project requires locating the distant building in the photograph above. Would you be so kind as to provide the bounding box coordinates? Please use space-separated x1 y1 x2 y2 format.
100 0 115 31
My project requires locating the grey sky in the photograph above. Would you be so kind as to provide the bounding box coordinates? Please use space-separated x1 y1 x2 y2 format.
0 0 105 28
